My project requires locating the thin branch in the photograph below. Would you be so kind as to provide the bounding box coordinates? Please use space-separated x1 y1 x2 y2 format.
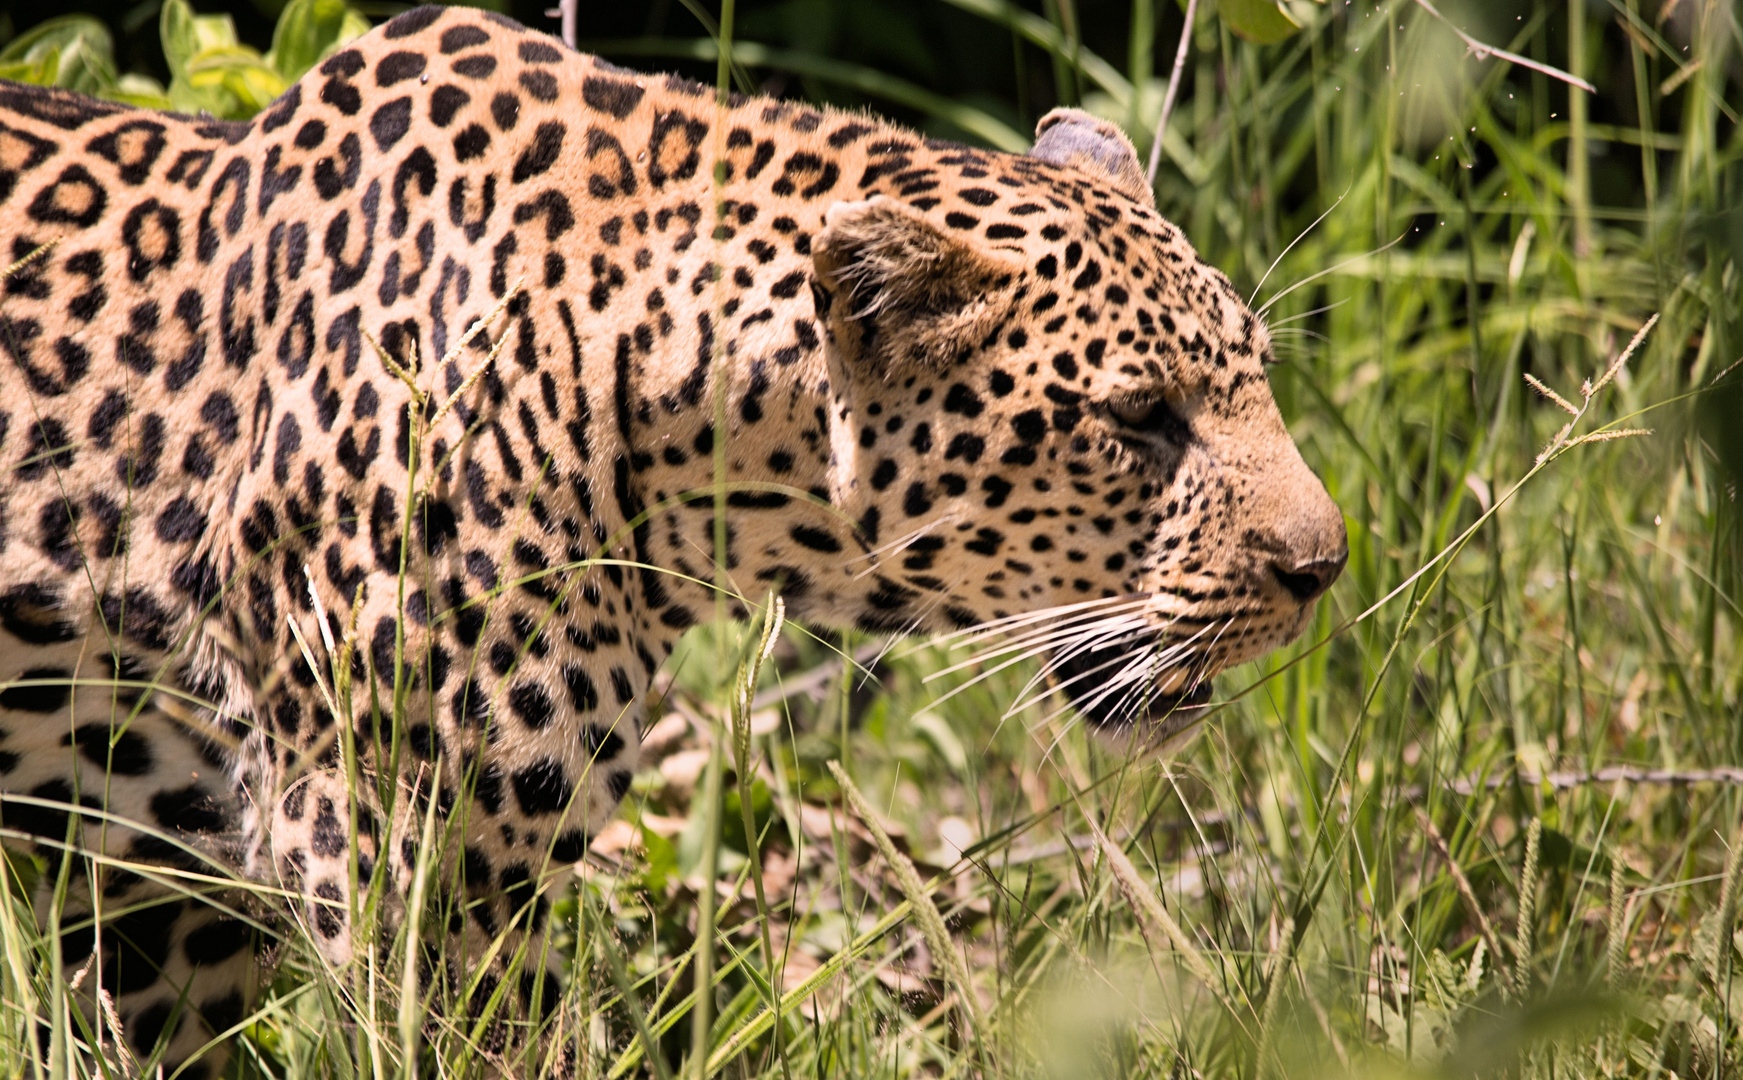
999 765 1743 863
1420 812 1511 970
1145 0 1198 186
1412 0 1596 93
541 0 576 48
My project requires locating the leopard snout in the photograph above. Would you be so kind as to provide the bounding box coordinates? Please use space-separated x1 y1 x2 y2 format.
1269 551 1346 604
1268 465 1347 607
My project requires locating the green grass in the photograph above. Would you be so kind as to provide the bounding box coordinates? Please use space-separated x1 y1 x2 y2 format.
3 0 1741 1076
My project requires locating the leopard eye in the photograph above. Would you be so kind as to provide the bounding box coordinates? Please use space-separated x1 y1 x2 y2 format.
1109 394 1193 446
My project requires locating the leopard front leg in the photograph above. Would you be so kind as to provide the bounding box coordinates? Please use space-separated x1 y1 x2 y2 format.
363 699 642 1069
268 768 382 967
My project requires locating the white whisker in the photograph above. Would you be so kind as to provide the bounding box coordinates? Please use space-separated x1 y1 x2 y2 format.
925 610 1162 715
863 574 972 678
1021 617 1224 726
936 592 1150 647
1268 298 1350 327
924 604 1158 683
942 591 1148 637
1250 186 1350 305
847 514 958 579
1268 328 1331 345
1006 622 1210 719
1258 229 1410 318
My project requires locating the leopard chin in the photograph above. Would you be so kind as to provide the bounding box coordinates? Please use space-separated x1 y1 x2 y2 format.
1050 644 1217 752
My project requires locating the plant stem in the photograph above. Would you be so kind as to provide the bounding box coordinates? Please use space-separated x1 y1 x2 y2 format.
1145 0 1196 186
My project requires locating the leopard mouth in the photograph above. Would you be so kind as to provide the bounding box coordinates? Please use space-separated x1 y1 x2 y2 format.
1051 645 1215 738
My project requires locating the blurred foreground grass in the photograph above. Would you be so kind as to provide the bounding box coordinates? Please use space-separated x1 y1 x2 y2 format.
1 0 1740 1076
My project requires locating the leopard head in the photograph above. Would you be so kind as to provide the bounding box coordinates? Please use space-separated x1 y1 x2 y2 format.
808 109 1346 742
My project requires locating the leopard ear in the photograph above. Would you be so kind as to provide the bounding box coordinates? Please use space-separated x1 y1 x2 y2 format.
1029 108 1153 207
811 195 1018 371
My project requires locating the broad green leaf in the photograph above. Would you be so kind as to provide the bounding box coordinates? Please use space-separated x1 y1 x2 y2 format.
638 824 677 895
0 16 113 65
0 16 117 95
172 45 289 120
161 0 242 81
0 54 59 88
269 0 359 82
103 73 174 110
1217 0 1300 44
337 10 371 42
160 0 199 77
193 13 242 53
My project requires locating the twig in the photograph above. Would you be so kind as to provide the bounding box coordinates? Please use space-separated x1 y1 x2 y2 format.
1002 766 1743 865
542 0 576 48
1145 0 1198 185
1420 812 1509 974
1447 764 1743 793
1 237 58 281
829 761 983 1038
1096 828 1245 1024
1412 0 1596 93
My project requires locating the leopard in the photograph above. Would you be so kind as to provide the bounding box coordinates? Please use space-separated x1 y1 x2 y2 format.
0 5 1346 1074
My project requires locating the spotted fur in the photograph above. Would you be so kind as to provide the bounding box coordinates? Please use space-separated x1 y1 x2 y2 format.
0 6 1344 1073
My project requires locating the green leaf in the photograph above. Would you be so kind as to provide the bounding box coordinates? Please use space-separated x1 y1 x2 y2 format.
1216 0 1301 44
269 0 358 82
912 711 969 774
337 10 371 42
0 16 117 95
0 54 60 88
161 0 242 82
103 73 174 110
170 44 289 120
638 824 677 895
159 0 197 77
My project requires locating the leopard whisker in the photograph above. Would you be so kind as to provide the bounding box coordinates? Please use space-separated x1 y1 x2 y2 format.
949 610 1157 676
933 615 1159 705
1000 619 1166 712
1037 632 1204 721
865 573 974 676
935 592 1150 645
924 618 1147 687
935 597 1161 669
1030 650 1200 759
1006 621 1211 720
923 613 1157 715
1267 297 1350 327
848 513 959 580
1257 228 1410 318
1268 327 1331 345
892 592 1145 667
1249 185 1350 305
1035 635 1206 738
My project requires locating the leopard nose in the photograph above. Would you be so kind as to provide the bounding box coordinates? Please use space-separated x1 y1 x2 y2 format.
1270 553 1346 604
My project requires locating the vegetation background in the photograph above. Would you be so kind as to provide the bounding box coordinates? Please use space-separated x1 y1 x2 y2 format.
1 0 1740 1076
